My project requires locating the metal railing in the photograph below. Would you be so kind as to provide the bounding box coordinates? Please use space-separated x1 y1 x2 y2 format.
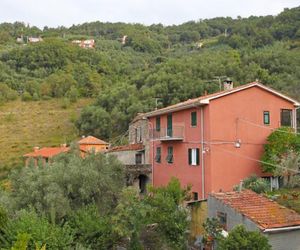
150 126 184 141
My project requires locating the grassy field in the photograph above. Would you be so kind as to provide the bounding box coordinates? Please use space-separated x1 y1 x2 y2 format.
0 98 92 177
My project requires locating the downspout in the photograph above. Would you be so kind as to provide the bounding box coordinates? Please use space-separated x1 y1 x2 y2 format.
147 120 154 186
294 106 300 132
201 106 205 199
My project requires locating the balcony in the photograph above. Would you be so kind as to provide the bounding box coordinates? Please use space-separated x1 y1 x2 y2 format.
150 126 184 141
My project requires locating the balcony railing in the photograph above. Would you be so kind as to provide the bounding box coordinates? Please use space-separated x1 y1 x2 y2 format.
150 126 184 141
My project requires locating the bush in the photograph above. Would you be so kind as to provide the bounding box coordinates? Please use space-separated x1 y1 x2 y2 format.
68 204 116 249
32 92 40 101
0 210 74 249
0 83 18 103
61 97 71 109
217 225 271 250
21 91 32 102
240 175 270 194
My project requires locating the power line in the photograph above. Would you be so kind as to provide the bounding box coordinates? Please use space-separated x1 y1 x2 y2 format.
210 144 300 174
238 118 300 136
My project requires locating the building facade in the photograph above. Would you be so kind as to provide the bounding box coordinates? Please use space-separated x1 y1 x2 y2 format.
145 82 299 200
106 114 151 193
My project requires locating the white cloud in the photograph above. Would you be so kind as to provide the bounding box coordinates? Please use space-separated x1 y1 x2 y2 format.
0 0 299 28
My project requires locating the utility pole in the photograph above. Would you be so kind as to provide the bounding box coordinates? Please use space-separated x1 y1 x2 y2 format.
154 98 162 110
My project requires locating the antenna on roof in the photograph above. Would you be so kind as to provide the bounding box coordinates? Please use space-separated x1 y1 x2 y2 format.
213 76 227 91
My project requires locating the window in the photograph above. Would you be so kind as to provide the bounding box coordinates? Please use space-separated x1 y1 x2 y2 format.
192 192 198 201
167 114 172 137
217 212 227 230
281 109 292 127
188 148 200 166
263 111 270 125
135 153 142 165
191 111 197 126
156 117 161 132
155 147 161 163
136 127 142 142
166 146 173 163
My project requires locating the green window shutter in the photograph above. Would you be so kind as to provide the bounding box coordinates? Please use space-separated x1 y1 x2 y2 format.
263 111 270 125
188 148 192 165
196 148 200 165
191 112 197 126
155 147 161 163
156 117 161 131
167 146 173 163
167 114 172 137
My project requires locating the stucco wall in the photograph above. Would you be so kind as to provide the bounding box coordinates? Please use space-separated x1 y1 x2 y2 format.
267 230 300 250
208 86 296 193
107 150 138 165
149 106 205 197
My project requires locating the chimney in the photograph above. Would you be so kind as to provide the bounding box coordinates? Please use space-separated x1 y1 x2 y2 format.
33 146 39 152
238 180 243 192
223 78 233 90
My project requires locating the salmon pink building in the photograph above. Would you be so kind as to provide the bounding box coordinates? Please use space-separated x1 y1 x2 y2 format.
145 82 299 200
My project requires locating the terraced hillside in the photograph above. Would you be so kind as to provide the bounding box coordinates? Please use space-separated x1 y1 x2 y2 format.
0 98 92 177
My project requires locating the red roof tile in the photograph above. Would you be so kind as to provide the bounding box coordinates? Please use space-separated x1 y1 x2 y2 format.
211 190 300 230
108 143 144 152
78 136 109 145
24 147 70 158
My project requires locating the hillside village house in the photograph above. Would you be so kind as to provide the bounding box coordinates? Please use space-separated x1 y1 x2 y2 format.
78 135 109 157
71 39 95 48
208 190 300 250
144 81 300 200
23 145 69 166
24 136 108 166
107 114 151 193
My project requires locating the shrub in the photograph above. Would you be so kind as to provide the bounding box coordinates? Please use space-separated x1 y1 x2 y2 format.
1 210 74 249
217 225 271 250
241 175 270 194
21 91 32 102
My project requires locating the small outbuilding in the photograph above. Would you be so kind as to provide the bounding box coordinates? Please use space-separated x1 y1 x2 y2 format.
208 190 300 250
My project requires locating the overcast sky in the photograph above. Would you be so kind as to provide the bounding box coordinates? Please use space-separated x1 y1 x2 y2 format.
0 0 299 28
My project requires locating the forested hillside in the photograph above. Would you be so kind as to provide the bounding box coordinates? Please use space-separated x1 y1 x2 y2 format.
0 7 300 167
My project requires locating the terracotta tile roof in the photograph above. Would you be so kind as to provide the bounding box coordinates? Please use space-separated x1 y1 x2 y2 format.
108 143 144 152
24 147 70 158
145 82 300 117
78 136 109 145
211 190 300 230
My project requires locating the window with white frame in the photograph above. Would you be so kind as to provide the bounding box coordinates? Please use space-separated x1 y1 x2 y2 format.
188 148 199 166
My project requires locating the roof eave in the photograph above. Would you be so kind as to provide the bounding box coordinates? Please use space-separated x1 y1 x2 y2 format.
145 102 204 118
263 225 300 233
201 83 300 106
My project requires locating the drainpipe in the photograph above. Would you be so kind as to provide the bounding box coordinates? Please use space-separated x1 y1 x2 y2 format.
294 106 300 132
201 106 205 199
147 119 154 186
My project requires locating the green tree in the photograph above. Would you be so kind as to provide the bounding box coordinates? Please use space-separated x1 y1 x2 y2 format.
6 151 125 222
261 127 300 173
76 106 112 140
217 225 271 250
113 178 190 249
